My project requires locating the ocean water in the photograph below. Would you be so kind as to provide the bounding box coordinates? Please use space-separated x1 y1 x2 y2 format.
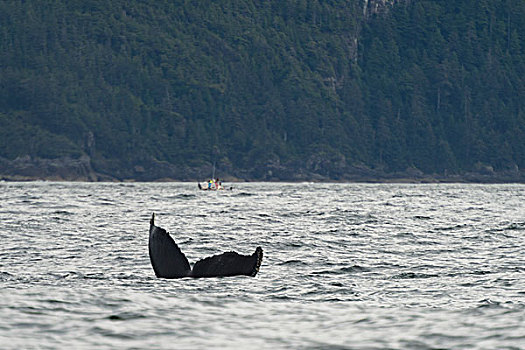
0 182 524 349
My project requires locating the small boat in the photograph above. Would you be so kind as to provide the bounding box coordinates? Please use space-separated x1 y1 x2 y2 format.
198 163 232 190
198 178 225 191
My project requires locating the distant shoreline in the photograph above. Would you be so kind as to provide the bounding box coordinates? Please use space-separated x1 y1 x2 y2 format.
2 174 524 184
2 155 523 184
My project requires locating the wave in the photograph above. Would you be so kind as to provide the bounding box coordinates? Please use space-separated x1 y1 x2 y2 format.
391 272 439 279
311 265 371 275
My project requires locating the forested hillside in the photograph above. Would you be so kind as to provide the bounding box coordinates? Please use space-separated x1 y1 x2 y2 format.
1 0 524 181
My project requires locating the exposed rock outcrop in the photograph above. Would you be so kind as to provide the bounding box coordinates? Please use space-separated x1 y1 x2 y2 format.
0 155 98 181
363 0 399 18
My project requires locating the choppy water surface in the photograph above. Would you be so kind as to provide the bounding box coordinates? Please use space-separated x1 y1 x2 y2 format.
0 182 524 349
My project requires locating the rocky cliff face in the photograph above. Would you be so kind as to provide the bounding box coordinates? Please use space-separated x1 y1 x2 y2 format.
0 155 98 181
363 0 399 18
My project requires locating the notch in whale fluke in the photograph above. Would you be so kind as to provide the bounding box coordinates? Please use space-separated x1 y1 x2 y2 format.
148 213 263 278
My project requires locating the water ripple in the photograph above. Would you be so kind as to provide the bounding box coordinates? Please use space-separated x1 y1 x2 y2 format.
0 182 524 349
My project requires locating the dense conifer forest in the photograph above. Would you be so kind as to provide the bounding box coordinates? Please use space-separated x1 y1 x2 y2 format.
1 0 524 181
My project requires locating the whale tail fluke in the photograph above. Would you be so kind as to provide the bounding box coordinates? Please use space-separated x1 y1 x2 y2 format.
252 246 263 277
191 246 263 278
148 214 263 279
148 214 191 278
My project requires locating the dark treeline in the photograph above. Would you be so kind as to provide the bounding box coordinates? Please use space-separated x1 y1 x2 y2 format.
1 0 524 181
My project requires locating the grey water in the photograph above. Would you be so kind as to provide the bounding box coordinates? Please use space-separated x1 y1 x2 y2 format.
0 182 524 349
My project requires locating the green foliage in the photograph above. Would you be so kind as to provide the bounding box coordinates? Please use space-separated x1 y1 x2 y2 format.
0 0 524 178
361 0 525 173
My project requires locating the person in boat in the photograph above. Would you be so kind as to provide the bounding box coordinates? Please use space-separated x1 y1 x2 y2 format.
208 179 214 189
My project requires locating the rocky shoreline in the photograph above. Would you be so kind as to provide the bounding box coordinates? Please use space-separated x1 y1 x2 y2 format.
1 155 524 183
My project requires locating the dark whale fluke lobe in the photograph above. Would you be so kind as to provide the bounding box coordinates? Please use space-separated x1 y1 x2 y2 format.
148 214 263 279
149 213 191 278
